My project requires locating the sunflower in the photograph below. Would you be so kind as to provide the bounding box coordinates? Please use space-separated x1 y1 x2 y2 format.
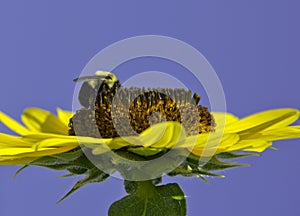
0 72 299 167
1 71 300 215
0 71 300 216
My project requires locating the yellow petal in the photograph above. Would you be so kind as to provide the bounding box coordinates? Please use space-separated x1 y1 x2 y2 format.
21 108 69 135
0 111 29 135
0 146 76 159
241 142 272 152
91 144 111 155
190 133 239 156
109 137 139 148
253 126 300 141
78 136 127 147
56 108 73 127
80 136 130 155
225 139 272 152
33 137 79 149
22 133 78 142
0 133 32 147
77 136 129 154
138 121 186 148
178 133 210 148
0 147 44 156
212 112 239 128
87 122 187 154
214 133 240 150
225 109 299 136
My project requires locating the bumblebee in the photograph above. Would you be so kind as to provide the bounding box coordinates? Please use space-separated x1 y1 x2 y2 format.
74 71 121 108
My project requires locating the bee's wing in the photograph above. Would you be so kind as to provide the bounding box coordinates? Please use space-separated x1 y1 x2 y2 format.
78 82 99 108
73 75 108 82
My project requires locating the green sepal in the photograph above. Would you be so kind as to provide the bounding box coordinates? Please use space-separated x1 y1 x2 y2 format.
13 148 110 203
51 149 83 161
168 165 225 178
167 156 225 183
108 181 186 216
201 157 250 171
14 149 88 178
58 173 78 178
57 167 109 203
14 165 29 179
24 149 92 174
216 152 260 159
167 153 253 183
124 178 162 194
128 147 165 157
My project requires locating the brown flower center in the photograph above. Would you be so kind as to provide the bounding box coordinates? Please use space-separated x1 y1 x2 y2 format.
69 87 215 138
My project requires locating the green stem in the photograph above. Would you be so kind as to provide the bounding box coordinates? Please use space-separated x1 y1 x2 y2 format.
109 180 187 216
136 181 156 197
124 180 156 196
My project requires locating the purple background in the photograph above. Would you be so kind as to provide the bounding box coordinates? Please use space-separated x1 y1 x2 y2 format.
0 1 300 215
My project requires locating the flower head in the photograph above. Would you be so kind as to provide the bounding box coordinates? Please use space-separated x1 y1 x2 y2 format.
1 72 300 202
1 72 300 167
69 87 215 138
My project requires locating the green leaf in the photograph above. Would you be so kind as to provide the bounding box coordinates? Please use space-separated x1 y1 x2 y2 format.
108 181 186 216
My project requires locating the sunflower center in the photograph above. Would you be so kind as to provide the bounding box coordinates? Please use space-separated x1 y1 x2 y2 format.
69 87 215 138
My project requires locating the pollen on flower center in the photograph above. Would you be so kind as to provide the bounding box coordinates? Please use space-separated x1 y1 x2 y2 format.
69 84 215 138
